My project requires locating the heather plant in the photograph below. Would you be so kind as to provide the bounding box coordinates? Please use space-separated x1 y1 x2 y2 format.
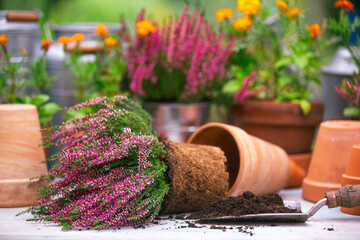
126 6 235 102
19 96 169 230
335 76 360 117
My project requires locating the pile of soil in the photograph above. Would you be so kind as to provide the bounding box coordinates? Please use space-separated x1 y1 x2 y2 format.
188 191 301 219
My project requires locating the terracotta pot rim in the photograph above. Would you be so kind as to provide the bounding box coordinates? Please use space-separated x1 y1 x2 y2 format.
143 101 212 107
320 120 360 130
188 122 247 195
231 100 324 126
235 99 323 104
342 174 360 182
0 104 36 111
188 122 291 196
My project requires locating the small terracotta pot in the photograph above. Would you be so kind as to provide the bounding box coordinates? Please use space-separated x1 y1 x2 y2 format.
229 100 324 154
187 122 304 196
0 104 48 207
302 120 360 203
341 144 360 215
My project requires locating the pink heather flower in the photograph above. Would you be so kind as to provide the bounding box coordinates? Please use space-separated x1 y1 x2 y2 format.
233 71 265 104
31 96 168 230
335 77 360 106
127 6 235 102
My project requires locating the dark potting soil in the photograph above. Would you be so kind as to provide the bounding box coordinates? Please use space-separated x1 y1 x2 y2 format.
188 191 301 220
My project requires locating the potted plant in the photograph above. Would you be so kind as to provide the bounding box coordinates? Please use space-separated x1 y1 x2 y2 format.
125 6 235 142
329 0 360 119
217 0 334 156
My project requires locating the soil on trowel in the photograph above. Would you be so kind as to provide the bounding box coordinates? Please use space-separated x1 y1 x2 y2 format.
188 191 301 220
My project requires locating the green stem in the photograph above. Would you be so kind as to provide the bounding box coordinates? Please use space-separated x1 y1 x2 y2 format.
2 45 16 103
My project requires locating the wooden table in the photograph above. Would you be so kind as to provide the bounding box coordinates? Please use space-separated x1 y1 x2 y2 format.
1 188 359 240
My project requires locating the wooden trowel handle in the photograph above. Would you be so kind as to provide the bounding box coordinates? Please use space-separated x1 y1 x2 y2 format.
326 185 360 208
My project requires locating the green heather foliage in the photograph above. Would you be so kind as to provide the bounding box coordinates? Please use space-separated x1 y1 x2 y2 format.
18 96 168 230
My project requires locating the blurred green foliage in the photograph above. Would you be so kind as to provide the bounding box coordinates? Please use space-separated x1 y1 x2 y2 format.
0 0 338 26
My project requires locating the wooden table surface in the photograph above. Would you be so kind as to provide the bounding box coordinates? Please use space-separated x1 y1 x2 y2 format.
1 188 360 240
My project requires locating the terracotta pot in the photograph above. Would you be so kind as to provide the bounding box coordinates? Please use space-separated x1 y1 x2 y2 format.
302 120 360 203
187 122 304 196
341 144 360 215
0 104 47 207
229 100 324 154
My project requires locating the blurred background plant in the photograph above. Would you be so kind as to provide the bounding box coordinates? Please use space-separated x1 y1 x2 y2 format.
0 34 27 103
56 23 128 104
0 35 59 126
220 0 338 114
330 0 360 117
125 6 234 103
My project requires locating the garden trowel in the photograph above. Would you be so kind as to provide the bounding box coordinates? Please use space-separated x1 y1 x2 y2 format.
200 185 360 223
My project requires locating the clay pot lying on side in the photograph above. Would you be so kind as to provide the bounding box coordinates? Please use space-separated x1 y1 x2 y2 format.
187 122 304 196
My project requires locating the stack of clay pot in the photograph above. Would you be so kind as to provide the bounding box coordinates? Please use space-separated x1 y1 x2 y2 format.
303 120 360 205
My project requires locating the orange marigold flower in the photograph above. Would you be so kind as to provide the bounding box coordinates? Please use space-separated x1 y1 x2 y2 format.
335 0 354 11
287 7 300 19
136 20 156 37
105 36 117 47
276 1 288 13
216 8 233 22
95 23 109 36
307 23 322 40
0 35 9 46
237 0 261 16
72 33 85 43
41 39 51 51
57 36 73 45
233 15 253 31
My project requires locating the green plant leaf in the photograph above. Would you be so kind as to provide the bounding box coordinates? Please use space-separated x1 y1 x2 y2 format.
31 94 50 106
299 99 311 115
275 57 293 69
277 75 294 88
294 55 309 69
222 80 242 95
344 107 360 117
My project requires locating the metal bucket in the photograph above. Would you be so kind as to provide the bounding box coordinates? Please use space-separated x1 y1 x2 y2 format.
49 22 120 41
142 102 212 142
0 10 42 59
321 47 359 120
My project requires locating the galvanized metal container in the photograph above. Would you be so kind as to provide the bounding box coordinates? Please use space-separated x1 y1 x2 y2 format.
321 47 359 120
142 102 212 142
49 22 120 41
0 10 42 59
